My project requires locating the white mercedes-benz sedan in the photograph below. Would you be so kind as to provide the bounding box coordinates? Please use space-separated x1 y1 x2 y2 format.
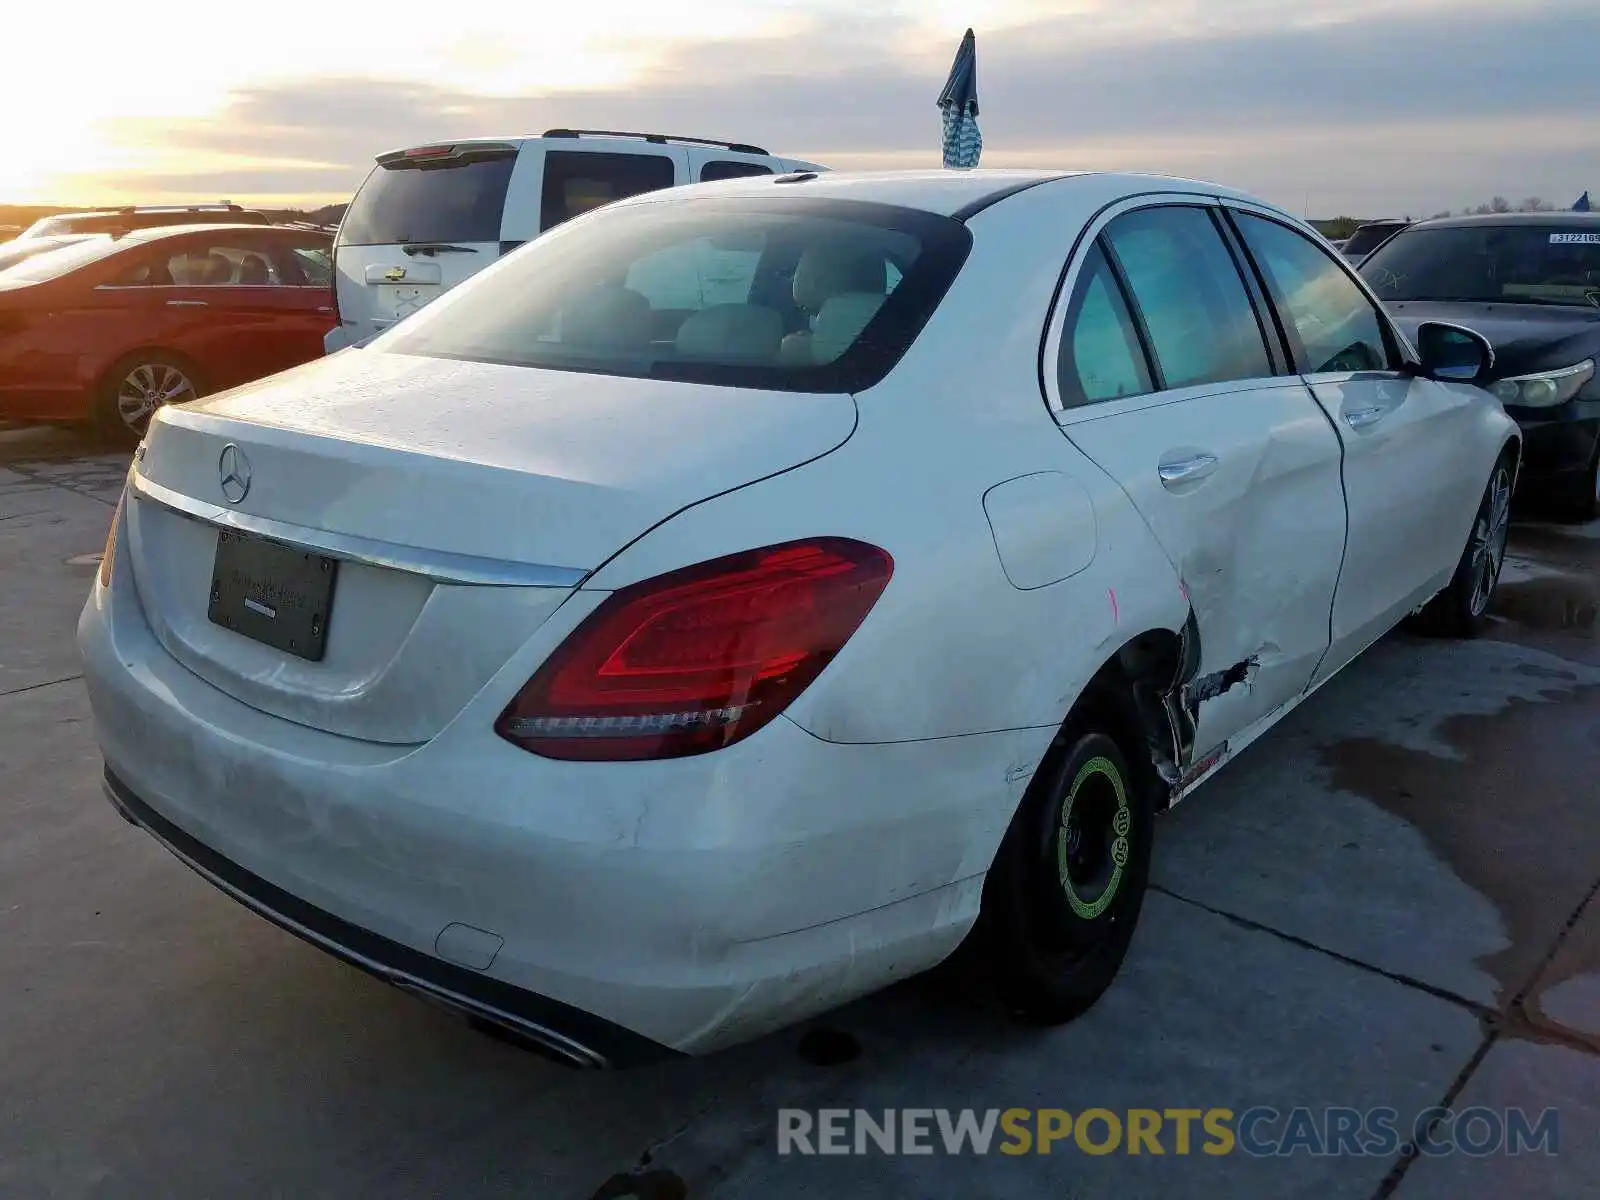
80 169 1519 1067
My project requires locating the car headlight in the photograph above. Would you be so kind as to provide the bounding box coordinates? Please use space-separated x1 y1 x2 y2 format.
1489 359 1594 408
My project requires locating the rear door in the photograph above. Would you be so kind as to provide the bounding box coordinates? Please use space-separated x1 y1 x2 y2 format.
1046 199 1349 755
1227 207 1485 684
149 232 332 389
331 142 519 343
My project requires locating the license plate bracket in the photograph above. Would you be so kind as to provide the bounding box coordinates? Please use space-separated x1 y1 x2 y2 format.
207 529 338 662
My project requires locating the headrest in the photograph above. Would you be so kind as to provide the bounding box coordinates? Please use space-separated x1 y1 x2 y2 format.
674 303 783 362
792 243 886 312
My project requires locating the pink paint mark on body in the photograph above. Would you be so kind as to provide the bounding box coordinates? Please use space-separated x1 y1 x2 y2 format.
1108 587 1119 625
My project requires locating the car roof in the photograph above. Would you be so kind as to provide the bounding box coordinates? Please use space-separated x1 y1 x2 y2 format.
114 223 322 243
604 168 1280 220
1406 211 1600 231
375 133 797 158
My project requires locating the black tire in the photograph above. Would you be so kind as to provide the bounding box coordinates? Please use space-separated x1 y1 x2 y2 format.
976 691 1156 1024
1410 452 1515 638
94 351 205 446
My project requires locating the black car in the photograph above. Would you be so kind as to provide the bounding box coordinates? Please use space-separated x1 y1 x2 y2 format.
1360 212 1600 519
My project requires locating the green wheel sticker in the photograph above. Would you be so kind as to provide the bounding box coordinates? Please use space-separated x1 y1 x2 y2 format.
1056 755 1131 921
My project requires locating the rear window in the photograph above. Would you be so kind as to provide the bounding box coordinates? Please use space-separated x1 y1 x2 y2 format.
339 152 516 246
0 236 130 282
378 196 972 393
1361 225 1600 307
1341 223 1405 258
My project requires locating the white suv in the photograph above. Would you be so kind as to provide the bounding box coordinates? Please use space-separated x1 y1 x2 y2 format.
324 129 826 352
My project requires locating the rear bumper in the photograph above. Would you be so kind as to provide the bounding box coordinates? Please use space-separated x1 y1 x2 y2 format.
102 767 671 1068
79 546 1036 1057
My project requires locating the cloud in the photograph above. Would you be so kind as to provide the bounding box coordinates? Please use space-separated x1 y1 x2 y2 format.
75 0 1600 213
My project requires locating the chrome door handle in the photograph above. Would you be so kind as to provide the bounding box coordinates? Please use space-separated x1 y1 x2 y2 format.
1343 405 1386 429
1158 453 1219 485
166 299 208 308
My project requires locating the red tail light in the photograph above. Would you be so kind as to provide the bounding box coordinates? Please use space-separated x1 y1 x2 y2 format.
495 538 893 761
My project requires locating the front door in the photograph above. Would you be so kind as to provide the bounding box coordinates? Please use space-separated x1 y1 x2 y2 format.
1227 209 1485 685
1049 201 1348 755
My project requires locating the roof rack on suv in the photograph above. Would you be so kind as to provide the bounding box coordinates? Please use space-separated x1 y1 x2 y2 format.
113 203 246 215
541 129 770 156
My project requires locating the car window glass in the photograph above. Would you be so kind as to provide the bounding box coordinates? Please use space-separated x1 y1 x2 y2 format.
1103 206 1273 388
1236 213 1393 373
540 151 677 231
289 244 333 287
700 160 774 182
1361 225 1600 307
1058 243 1153 407
339 153 515 246
379 197 967 393
160 240 290 286
625 236 764 309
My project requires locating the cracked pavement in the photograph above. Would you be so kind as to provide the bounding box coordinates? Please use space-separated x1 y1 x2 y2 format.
1 422 1595 1199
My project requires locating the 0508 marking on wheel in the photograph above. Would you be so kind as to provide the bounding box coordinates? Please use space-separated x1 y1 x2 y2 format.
1056 756 1130 920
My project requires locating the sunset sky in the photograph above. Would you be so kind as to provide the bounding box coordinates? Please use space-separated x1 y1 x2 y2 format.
3 0 1595 217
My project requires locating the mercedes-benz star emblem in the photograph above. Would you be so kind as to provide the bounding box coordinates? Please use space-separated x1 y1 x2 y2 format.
218 444 252 504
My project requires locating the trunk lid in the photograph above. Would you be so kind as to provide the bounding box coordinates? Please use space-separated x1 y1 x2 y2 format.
126 349 858 744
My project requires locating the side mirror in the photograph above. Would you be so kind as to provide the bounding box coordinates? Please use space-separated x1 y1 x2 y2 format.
1414 321 1495 384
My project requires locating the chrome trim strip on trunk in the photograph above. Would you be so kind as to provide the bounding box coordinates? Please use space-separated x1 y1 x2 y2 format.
128 468 589 589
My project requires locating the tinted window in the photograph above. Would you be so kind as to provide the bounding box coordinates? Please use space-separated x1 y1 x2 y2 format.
340 152 516 246
288 243 333 286
1361 224 1600 308
540 151 676 230
379 196 971 393
1058 244 1153 407
1341 223 1405 258
701 160 775 182
112 237 298 287
1237 213 1394 373
1104 206 1273 388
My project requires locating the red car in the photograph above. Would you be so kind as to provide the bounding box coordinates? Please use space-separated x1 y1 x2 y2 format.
0 223 336 443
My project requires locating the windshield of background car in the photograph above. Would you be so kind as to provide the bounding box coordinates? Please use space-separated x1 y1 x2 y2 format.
339 152 517 246
1361 225 1600 307
0 235 130 283
377 196 974 393
1341 224 1403 258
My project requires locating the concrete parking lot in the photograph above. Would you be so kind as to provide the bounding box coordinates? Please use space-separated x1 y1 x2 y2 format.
2 422 1595 1200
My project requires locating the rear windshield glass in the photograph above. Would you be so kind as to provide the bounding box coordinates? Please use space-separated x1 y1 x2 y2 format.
377 196 973 393
0 236 127 282
1361 225 1600 307
0 235 95 272
339 153 516 246
1341 224 1404 257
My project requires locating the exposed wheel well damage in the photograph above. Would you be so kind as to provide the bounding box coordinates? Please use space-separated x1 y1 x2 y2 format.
1081 616 1202 811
